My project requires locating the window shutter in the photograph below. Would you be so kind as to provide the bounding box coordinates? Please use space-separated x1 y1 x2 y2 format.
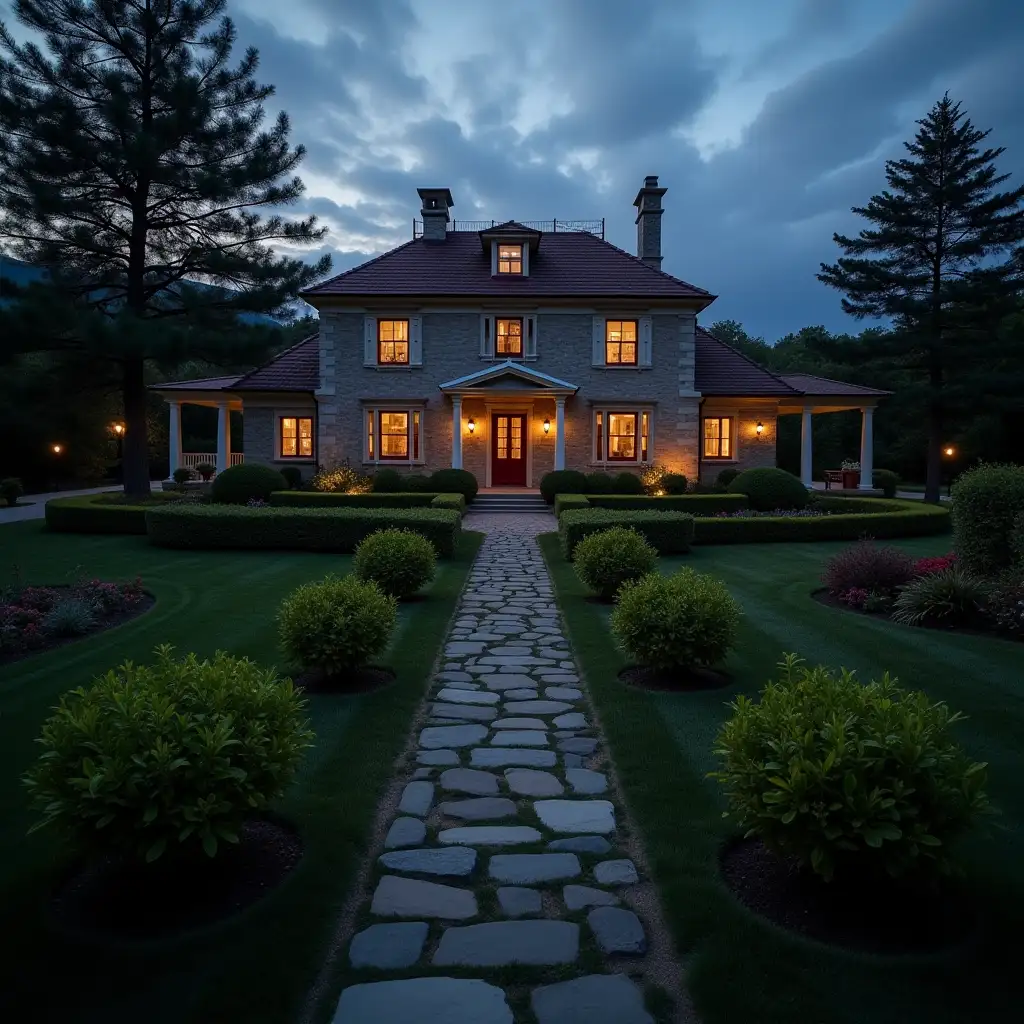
639 316 653 366
480 315 494 358
525 315 537 358
592 316 605 366
409 316 423 365
364 316 376 365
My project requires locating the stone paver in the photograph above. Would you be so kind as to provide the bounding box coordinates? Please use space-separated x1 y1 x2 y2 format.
332 519 663 1019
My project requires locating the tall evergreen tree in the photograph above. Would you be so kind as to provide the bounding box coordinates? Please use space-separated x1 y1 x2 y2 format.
0 0 330 494
818 93 1024 502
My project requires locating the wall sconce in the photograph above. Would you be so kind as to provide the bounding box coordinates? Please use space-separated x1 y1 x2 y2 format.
467 418 475 434
755 421 764 436
51 443 64 455
543 418 551 434
112 422 125 436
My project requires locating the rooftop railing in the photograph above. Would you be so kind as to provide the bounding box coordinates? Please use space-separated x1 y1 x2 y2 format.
413 218 604 239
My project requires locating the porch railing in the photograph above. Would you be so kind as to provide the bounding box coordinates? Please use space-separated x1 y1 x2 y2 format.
179 452 243 470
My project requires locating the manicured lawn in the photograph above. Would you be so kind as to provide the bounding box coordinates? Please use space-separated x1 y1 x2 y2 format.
0 521 481 1024
540 532 1021 1024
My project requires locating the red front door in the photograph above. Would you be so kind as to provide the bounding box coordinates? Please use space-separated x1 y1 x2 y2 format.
492 414 527 486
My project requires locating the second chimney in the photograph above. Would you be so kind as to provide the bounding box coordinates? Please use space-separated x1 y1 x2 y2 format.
417 187 454 241
633 175 667 270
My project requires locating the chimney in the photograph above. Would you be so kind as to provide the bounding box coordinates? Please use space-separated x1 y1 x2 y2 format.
633 175 667 269
417 187 454 241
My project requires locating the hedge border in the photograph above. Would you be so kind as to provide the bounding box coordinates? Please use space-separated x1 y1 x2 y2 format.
269 491 466 515
44 493 185 534
559 508 696 559
553 493 749 518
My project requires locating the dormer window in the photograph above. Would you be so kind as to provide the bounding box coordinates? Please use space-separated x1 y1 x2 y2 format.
497 244 523 275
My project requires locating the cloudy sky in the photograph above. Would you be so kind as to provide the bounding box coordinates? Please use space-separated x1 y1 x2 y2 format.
5 0 1024 340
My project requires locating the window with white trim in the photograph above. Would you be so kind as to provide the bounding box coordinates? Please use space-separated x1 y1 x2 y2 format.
497 244 523 274
592 315 652 367
279 416 314 458
605 320 637 364
377 319 409 364
496 318 523 356
702 416 733 459
365 408 423 463
593 409 651 464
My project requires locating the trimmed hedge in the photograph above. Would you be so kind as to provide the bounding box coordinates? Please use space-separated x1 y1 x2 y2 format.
146 504 461 556
430 494 467 514
554 494 591 518
210 463 287 504
559 509 695 559
270 490 465 514
732 466 809 510
587 494 749 515
540 470 588 504
45 493 184 534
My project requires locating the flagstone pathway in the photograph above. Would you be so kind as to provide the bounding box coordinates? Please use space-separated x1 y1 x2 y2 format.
330 514 676 1024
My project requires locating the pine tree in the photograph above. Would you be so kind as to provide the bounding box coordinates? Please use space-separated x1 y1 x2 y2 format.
0 0 331 494
818 93 1024 502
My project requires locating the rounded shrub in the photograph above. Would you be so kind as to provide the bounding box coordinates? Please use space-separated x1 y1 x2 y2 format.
280 466 303 490
429 468 479 502
716 467 740 489
662 473 688 495
711 654 990 881
573 527 657 601
172 467 192 486
354 528 436 599
731 467 808 511
540 470 587 503
278 574 396 676
372 468 405 493
822 539 914 596
210 463 287 504
23 644 314 864
403 473 432 492
584 471 614 494
951 462 1024 575
873 468 899 498
612 567 740 671
611 471 645 495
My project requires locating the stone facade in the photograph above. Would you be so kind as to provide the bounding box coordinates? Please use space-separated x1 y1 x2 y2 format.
238 394 318 479
698 401 779 484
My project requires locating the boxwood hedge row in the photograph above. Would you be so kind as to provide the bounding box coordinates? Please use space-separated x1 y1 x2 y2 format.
45 493 184 534
559 509 695 559
269 491 467 515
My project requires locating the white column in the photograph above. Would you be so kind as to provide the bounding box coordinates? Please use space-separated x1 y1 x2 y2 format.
858 405 874 490
554 396 566 471
168 401 182 476
800 406 813 487
216 401 230 475
451 396 463 469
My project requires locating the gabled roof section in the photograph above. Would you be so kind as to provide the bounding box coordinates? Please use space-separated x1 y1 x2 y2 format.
302 231 713 302
228 334 319 392
152 374 242 392
779 372 890 397
439 360 578 394
694 327 799 397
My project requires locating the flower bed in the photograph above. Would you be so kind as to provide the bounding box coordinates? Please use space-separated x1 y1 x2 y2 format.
1 577 150 663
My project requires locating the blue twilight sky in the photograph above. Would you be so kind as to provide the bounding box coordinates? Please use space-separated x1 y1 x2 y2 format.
3 0 1024 340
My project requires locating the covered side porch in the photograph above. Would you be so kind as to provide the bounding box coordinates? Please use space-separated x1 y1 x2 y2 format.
150 376 244 477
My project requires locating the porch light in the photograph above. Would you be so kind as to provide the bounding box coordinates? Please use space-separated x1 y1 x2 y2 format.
112 422 125 436
543 418 551 434
467 418 475 434
755 421 764 435
943 445 955 457
51 443 63 455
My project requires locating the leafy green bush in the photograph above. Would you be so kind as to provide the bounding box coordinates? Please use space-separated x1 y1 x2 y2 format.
873 468 899 498
612 567 740 671
172 467 192 486
210 463 287 504
662 473 688 495
195 462 216 482
584 472 613 494
716 467 740 489
731 467 808 511
404 473 432 492
372 468 405 493
573 527 657 601
951 462 1024 574
280 466 303 490
540 470 588 504
560 509 695 558
279 575 396 677
612 471 645 495
711 653 990 881
23 645 313 863
1 477 24 507
354 529 436 599
429 468 479 502
41 598 96 637
1012 512 1024 565
892 566 990 628
429 493 467 515
146 504 461 556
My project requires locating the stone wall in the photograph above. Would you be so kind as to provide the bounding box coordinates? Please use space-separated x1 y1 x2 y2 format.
698 402 779 484
239 397 318 480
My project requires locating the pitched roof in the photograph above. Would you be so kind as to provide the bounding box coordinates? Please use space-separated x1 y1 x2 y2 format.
302 231 713 301
229 335 319 392
694 328 799 396
439 360 578 392
779 372 890 397
154 374 242 391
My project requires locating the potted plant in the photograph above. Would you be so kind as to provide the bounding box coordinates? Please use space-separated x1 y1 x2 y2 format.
172 467 193 491
841 459 861 489
195 462 216 483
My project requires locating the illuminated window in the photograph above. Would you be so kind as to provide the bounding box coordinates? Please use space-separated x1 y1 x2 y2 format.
378 319 410 364
379 412 409 459
280 416 313 458
605 320 638 364
366 410 374 460
641 411 649 462
497 244 522 274
607 413 637 461
496 318 523 356
703 417 732 459
365 408 424 463
594 408 652 463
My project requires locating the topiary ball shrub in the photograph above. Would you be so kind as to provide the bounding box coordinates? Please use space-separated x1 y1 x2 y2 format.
662 473 688 495
429 468 479 502
716 467 740 489
372 468 405 493
951 462 1024 575
23 644 314 864
612 567 740 672
354 528 436 599
822 540 914 596
278 574 396 678
573 527 657 601
540 470 588 503
873 468 899 498
210 463 287 504
280 466 303 490
403 473 432 493
731 467 809 511
891 566 990 628
612 471 645 495
584 471 614 494
711 653 990 881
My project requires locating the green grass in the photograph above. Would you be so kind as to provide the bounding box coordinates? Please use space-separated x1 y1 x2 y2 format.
0 520 482 1023
540 532 1021 1024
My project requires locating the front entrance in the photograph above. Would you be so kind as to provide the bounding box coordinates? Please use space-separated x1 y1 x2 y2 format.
491 413 527 486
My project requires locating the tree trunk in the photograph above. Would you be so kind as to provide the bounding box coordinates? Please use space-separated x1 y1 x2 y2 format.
924 405 943 504
121 356 151 497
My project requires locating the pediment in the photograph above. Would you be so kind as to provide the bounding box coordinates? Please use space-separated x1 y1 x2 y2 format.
439 360 578 394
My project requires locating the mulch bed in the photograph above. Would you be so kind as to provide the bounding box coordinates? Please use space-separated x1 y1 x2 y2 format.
293 665 396 695
50 818 303 941
0 591 156 668
720 837 977 954
619 663 731 692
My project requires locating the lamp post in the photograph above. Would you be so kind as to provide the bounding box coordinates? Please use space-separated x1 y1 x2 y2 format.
50 442 64 491
942 445 956 497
